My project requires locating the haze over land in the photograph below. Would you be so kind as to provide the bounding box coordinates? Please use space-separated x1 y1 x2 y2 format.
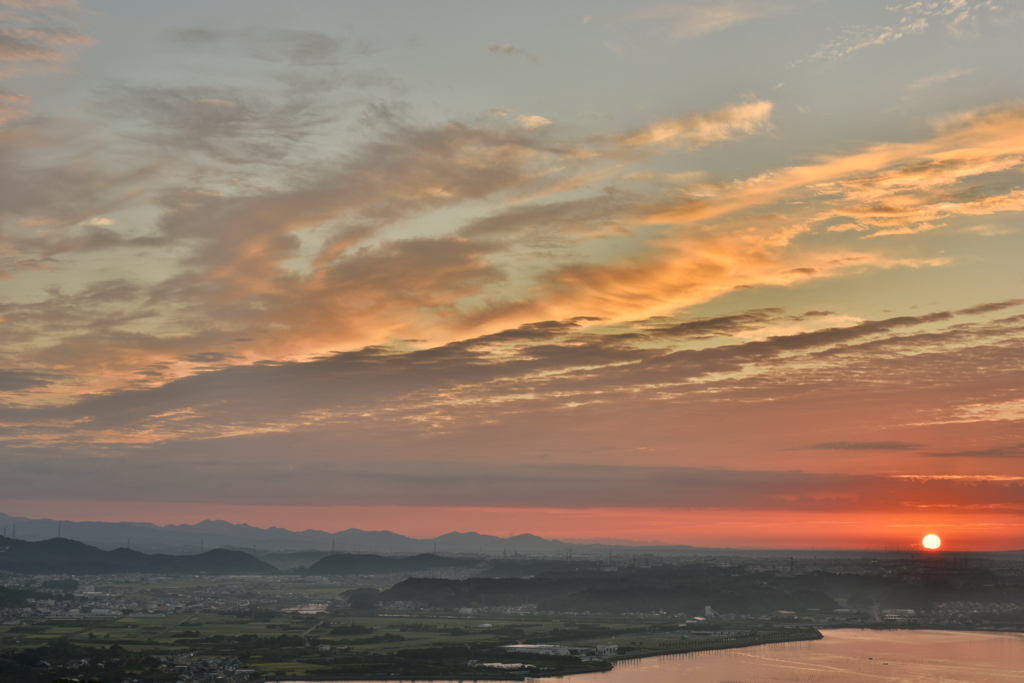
0 1 1021 550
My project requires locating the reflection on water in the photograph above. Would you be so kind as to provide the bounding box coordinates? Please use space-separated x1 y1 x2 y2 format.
285 630 1024 683
596 630 1023 682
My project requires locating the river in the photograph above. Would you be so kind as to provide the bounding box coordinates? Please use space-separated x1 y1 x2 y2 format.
284 629 1023 682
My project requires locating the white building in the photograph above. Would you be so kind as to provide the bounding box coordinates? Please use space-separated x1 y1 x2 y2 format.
503 644 571 656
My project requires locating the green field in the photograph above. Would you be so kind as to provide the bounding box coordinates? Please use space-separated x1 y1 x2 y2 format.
0 574 826 681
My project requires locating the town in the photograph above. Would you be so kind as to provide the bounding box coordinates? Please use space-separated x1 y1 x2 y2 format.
1 536 1021 682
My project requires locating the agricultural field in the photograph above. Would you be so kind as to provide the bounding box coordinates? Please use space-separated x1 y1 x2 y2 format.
0 572 828 681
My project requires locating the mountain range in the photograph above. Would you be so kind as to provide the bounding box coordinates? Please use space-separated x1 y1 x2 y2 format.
3 512 984 559
0 512 690 556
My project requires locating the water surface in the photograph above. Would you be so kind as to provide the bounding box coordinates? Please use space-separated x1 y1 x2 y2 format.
285 629 1024 682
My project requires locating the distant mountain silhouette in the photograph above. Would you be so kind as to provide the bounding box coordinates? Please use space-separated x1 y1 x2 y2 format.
304 552 480 575
7 512 965 558
0 516 1014 561
1 512 693 555
0 537 275 575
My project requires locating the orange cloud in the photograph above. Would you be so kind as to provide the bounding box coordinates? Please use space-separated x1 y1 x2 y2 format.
0 0 91 75
646 104 1024 228
530 232 911 323
2 101 1019 401
598 99 773 155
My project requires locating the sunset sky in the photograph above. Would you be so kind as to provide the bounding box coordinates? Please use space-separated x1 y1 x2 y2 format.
1 0 1021 551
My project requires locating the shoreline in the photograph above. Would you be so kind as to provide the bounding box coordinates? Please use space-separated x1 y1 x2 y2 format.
271 664 612 682
272 629 824 682
818 623 1024 634
608 627 823 662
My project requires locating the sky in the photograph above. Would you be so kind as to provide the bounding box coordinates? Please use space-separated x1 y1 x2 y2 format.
0 0 1021 551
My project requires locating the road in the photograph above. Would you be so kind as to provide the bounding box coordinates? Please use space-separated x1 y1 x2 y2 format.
302 620 324 638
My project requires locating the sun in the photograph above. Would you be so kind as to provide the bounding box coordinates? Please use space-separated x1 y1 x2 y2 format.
922 534 941 550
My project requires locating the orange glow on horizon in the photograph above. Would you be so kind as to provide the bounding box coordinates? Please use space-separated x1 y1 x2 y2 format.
3 500 1019 552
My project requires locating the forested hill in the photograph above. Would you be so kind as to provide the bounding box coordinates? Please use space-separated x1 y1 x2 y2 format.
378 567 823 615
375 562 1024 615
304 552 480 575
0 537 275 575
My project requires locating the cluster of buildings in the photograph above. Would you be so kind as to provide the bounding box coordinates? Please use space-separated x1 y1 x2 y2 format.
0 573 356 625
453 603 537 616
1 584 207 624
151 654 259 682
923 601 1022 630
465 660 535 671
502 643 619 658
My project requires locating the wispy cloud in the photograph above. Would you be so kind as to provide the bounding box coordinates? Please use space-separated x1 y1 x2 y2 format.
912 399 1024 426
628 1 793 39
0 6 90 69
0 0 91 124
797 442 922 451
0 1 1019 547
806 18 928 62
1 281 1019 515
906 67 974 93
4 99 1020 393
102 83 335 164
488 42 542 65
926 443 1023 458
168 27 370 66
0 368 60 392
597 100 773 155
0 85 27 123
803 0 1001 62
646 104 1024 239
0 449 1020 513
2 300 1018 446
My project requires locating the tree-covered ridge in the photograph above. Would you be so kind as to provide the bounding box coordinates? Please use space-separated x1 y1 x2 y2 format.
304 552 480 575
0 537 275 575
375 562 1024 615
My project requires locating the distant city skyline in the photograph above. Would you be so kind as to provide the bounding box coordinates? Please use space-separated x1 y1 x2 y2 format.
0 1 1021 550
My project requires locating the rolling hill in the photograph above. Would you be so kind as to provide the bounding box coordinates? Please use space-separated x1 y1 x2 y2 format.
0 537 275 575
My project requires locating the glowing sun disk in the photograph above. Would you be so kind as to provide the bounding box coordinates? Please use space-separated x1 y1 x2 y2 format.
923 534 941 549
